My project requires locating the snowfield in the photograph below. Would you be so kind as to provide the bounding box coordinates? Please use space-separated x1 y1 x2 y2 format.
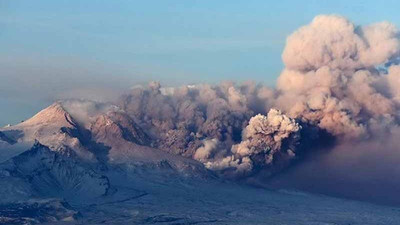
74 168 400 225
0 143 400 224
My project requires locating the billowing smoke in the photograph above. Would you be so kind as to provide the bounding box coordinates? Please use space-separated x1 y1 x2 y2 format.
118 81 273 156
38 15 400 203
204 109 301 176
282 15 399 71
276 15 400 140
194 138 219 163
260 15 400 205
61 99 121 127
115 80 310 176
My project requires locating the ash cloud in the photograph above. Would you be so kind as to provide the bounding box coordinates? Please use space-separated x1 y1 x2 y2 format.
277 15 400 140
260 14 400 205
117 81 295 176
282 15 400 71
205 109 301 176
61 99 121 127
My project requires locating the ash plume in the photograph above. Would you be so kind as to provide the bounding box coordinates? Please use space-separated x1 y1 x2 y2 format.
204 109 301 176
260 15 400 204
118 82 273 156
276 15 400 139
112 79 307 177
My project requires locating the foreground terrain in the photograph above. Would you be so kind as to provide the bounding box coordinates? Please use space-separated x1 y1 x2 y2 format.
1 147 400 225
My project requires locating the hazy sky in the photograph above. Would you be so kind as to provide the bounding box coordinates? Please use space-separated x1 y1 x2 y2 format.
2 0 400 125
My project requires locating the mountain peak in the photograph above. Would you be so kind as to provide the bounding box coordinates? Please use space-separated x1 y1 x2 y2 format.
91 111 150 146
0 102 94 159
19 102 77 128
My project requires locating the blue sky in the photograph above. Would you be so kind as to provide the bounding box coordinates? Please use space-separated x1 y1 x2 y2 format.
1 0 400 125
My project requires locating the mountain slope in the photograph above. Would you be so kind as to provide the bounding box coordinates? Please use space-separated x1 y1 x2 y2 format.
0 131 15 145
90 110 210 176
0 142 110 202
78 167 400 225
0 199 80 225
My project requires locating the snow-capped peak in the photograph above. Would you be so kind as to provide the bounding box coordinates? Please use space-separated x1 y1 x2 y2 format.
18 102 77 128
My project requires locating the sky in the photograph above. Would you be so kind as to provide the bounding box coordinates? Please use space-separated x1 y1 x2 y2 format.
2 0 400 125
